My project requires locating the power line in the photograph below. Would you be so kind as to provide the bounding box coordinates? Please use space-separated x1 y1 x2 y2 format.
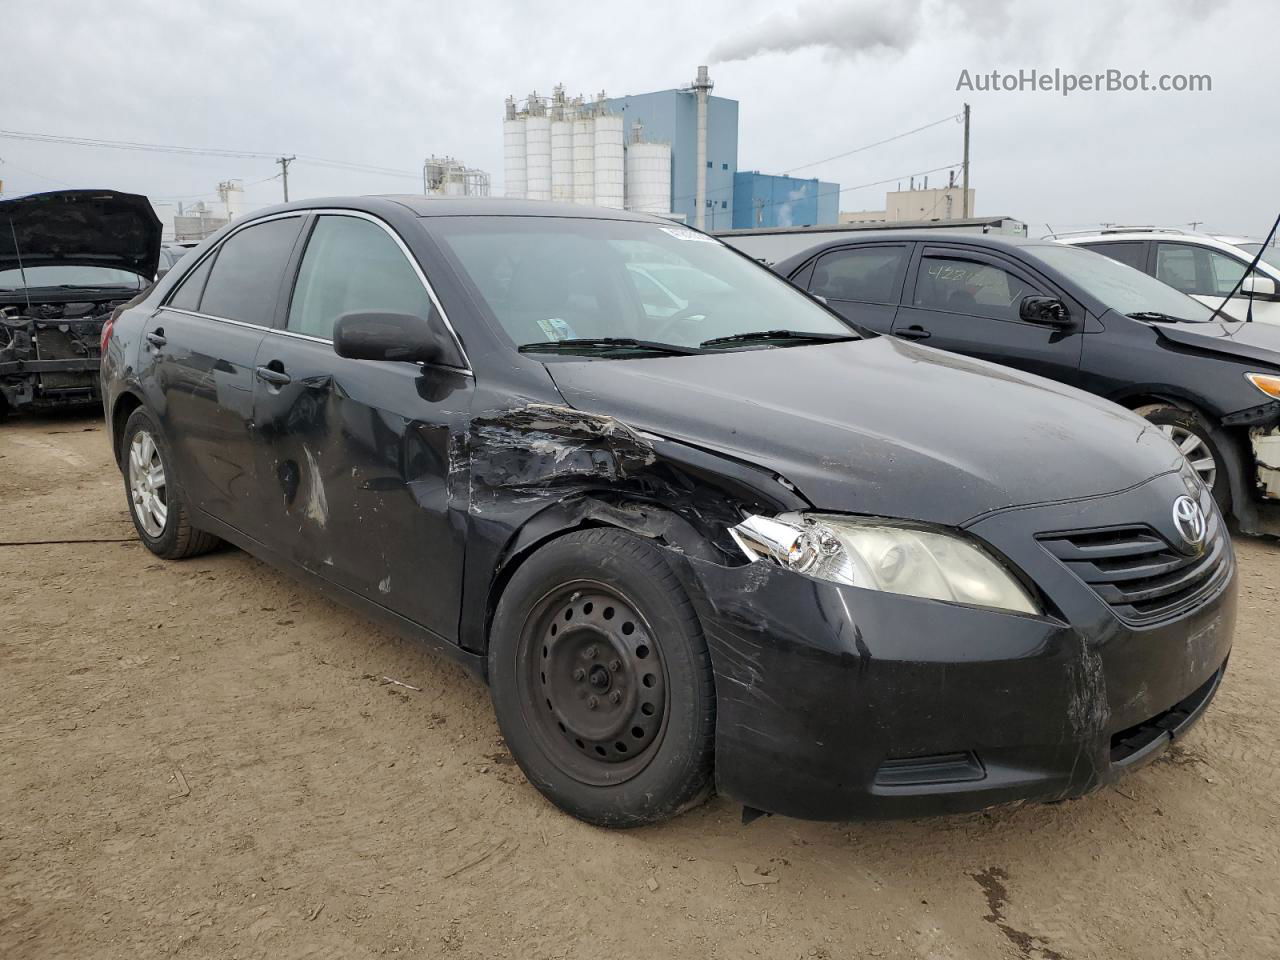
781 113 962 176
0 128 423 181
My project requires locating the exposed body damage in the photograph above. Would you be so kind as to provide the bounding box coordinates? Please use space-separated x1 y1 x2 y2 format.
0 190 158 417
100 195 1238 824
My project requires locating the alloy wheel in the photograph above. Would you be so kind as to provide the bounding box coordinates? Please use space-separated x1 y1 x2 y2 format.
127 430 168 538
1158 423 1217 490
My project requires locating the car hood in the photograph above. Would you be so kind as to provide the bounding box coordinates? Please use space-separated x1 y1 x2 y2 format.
0 189 162 279
1151 318 1280 369
545 337 1186 525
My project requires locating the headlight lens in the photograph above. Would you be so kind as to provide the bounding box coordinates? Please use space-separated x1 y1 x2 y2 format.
730 513 1041 615
1246 372 1280 400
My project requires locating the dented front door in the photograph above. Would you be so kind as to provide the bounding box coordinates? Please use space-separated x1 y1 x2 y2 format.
249 331 472 642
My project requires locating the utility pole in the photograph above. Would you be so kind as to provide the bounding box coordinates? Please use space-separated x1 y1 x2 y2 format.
1188 220 1203 231
276 156 295 202
961 103 971 219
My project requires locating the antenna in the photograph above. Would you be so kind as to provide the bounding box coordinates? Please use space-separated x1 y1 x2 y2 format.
7 218 32 313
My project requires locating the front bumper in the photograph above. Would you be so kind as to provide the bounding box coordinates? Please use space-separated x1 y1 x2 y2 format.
683 473 1237 821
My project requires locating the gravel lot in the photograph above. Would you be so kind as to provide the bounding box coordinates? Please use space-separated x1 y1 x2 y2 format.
2 410 1278 960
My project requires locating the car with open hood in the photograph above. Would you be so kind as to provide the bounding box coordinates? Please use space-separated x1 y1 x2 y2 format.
774 232 1280 538
100 198 1235 825
0 189 160 418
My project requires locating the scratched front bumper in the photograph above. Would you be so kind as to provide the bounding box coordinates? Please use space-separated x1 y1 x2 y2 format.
681 476 1237 822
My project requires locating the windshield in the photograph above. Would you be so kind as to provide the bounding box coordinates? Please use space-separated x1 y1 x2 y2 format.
1036 244 1214 322
1235 242 1280 271
0 264 146 291
429 216 856 353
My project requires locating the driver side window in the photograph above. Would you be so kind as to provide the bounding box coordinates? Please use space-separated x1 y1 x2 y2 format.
913 255 1031 322
288 215 434 339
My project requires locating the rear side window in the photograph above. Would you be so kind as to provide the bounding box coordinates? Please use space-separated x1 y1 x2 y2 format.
166 254 213 311
1155 242 1252 297
199 217 304 326
809 246 908 303
287 216 434 339
914 255 1033 322
1081 241 1147 272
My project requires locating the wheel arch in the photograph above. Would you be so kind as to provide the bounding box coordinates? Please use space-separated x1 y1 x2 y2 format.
476 496 721 657
110 389 145 466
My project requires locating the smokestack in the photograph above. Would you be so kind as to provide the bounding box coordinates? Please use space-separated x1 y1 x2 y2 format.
692 65 713 230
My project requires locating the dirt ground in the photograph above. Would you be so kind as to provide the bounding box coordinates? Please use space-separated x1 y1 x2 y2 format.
1 410 1278 960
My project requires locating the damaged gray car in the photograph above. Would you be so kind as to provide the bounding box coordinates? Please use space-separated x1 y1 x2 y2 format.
0 189 159 418
101 198 1235 826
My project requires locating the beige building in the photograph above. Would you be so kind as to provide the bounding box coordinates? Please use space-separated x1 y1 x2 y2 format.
841 186 976 225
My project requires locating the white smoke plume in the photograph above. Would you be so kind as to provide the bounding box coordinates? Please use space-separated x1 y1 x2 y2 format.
709 0 1014 63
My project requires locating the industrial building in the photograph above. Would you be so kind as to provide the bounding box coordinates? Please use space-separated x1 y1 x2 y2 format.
840 179 975 225
502 66 847 231
422 156 490 197
732 172 839 229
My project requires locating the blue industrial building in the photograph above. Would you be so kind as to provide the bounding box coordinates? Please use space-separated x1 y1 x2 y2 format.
731 172 841 229
602 88 739 228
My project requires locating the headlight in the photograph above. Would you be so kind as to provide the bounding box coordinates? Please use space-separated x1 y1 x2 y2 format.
1246 372 1280 400
730 513 1041 615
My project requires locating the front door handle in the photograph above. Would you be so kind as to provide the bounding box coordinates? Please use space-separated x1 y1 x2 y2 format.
255 364 292 386
896 326 932 341
145 330 167 348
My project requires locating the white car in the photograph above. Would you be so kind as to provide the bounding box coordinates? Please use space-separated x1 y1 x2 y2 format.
1054 228 1280 325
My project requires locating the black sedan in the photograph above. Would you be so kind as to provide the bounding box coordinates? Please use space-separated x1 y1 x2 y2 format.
101 198 1234 825
773 232 1280 537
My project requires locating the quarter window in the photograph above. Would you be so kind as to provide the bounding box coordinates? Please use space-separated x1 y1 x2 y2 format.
199 217 304 326
914 255 1032 322
166 253 214 312
288 216 434 339
809 246 908 303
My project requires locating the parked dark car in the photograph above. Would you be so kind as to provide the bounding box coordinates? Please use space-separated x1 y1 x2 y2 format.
774 233 1280 537
102 198 1234 826
0 190 159 418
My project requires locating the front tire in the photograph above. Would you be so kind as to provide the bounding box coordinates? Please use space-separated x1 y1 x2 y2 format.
1134 403 1232 512
120 408 220 559
488 528 715 827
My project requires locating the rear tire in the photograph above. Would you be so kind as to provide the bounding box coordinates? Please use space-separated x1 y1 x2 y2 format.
120 407 220 559
488 528 715 827
1134 403 1231 511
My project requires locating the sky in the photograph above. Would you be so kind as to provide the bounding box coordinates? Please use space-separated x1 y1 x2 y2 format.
2 0 1275 238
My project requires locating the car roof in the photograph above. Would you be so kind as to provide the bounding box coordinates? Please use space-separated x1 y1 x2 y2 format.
232 194 673 224
774 231 1059 272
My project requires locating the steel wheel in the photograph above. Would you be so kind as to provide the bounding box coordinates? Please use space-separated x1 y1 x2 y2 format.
127 430 168 538
1158 423 1217 490
519 581 669 786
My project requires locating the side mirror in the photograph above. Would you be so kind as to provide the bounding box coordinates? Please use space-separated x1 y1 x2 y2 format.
333 311 457 366
1242 275 1277 299
1019 295 1073 328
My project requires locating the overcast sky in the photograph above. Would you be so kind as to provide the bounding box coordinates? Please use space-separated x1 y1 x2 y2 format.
2 0 1274 237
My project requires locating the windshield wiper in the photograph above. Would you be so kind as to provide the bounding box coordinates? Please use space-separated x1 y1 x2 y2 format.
518 337 702 356
699 329 859 349
1128 311 1195 324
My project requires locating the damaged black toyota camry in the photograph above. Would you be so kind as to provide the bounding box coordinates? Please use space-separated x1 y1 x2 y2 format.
101 198 1235 826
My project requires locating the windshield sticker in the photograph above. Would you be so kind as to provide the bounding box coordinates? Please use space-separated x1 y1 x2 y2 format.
537 317 575 341
659 227 717 243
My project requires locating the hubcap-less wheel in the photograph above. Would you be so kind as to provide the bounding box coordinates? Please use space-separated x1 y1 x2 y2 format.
521 583 668 786
1159 423 1217 489
127 430 168 537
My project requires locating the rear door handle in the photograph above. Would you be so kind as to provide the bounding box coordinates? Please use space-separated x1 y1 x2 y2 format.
145 330 166 348
896 326 932 341
255 365 292 386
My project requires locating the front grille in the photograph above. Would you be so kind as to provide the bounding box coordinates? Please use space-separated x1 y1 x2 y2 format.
1038 507 1231 625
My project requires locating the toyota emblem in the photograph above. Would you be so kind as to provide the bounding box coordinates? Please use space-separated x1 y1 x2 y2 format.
1172 495 1207 548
